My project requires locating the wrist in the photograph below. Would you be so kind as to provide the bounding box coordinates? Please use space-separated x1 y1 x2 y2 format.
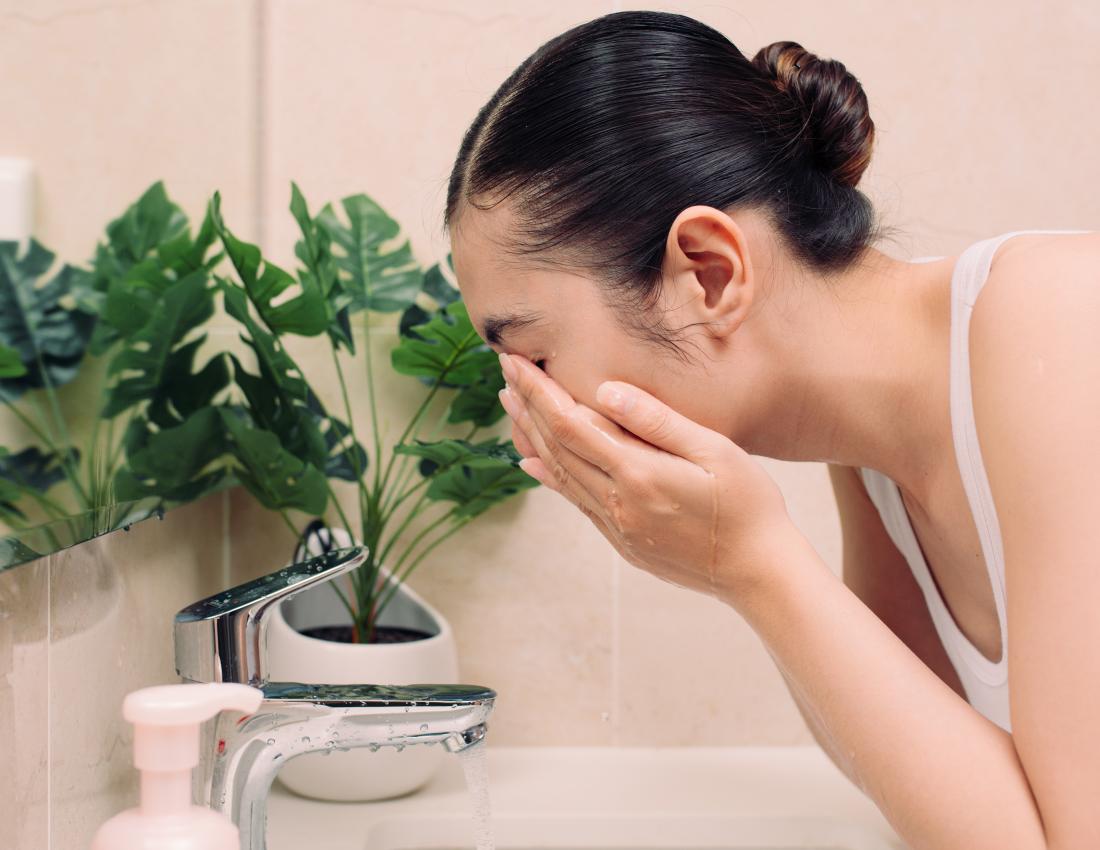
713 520 833 619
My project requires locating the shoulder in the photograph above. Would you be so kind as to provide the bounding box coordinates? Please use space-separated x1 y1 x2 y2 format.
969 232 1100 387
969 230 1100 345
968 229 1100 524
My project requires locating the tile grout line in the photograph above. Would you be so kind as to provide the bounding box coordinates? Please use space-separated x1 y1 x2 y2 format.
253 0 267 249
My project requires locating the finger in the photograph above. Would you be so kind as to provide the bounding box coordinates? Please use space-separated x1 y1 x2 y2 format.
507 400 538 458
503 354 665 476
520 456 623 546
594 380 719 465
500 383 612 518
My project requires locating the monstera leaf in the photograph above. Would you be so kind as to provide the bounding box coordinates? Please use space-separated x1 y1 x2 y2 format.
101 269 228 421
0 445 82 519
315 192 421 314
391 299 498 387
0 240 97 402
209 191 327 337
394 437 536 518
289 182 355 353
85 180 221 354
0 343 26 378
219 409 328 515
112 406 230 503
397 259 462 338
221 281 327 467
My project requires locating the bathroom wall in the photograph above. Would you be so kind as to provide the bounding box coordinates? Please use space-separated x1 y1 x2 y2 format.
2 0 1099 847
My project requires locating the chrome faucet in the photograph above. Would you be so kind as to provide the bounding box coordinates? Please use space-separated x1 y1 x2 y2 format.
174 546 496 850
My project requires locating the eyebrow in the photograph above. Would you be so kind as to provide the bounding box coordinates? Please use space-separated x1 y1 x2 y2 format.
480 310 545 346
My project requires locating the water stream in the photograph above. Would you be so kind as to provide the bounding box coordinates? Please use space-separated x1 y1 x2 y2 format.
455 739 496 850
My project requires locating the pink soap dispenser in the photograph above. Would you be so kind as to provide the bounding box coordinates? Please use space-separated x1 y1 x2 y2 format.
91 681 263 850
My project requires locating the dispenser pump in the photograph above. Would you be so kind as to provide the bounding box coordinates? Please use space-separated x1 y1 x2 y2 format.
91 682 263 850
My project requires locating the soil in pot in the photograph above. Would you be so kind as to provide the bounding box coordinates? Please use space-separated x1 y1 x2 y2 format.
300 624 435 644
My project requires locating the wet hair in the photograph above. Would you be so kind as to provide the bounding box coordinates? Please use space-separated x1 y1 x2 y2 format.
444 10 898 361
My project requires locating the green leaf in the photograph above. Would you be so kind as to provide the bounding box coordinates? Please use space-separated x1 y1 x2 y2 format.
0 240 97 401
112 406 229 503
394 437 521 472
427 462 540 519
447 365 508 427
398 260 462 339
219 409 328 514
221 281 328 469
289 182 354 353
0 343 27 378
315 192 421 313
83 180 219 354
305 394 368 483
395 436 538 517
101 269 221 419
0 445 81 496
390 299 497 386
209 191 327 337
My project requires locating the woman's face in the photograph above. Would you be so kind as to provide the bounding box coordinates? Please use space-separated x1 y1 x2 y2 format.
448 204 755 440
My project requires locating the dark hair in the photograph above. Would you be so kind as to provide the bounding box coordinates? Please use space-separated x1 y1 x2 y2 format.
444 10 897 361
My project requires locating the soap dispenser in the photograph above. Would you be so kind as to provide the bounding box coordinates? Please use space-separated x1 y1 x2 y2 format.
91 681 263 850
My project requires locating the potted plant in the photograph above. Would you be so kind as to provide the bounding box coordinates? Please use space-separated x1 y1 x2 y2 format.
198 184 538 800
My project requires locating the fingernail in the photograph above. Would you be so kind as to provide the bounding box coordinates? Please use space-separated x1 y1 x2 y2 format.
499 352 517 381
518 457 547 486
498 386 522 419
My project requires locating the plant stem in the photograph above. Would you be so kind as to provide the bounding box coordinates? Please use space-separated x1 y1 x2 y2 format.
330 345 369 517
375 483 435 567
362 316 383 497
34 353 91 508
323 479 354 543
372 514 472 618
278 509 299 541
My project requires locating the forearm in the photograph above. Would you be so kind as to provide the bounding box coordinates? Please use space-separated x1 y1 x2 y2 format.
724 526 1048 850
775 660 867 791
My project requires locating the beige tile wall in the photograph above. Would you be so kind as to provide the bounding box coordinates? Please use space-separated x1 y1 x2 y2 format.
0 493 227 849
2 0 1099 845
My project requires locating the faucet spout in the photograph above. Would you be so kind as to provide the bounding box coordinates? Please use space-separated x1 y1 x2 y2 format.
206 682 496 850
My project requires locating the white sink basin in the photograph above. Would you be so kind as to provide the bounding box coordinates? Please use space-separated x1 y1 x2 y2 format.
363 812 897 849
264 746 906 850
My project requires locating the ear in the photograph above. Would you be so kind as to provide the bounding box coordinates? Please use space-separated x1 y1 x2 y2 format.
663 205 754 339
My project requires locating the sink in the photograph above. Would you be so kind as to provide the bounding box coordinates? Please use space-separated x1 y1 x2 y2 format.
263 746 906 850
363 812 899 849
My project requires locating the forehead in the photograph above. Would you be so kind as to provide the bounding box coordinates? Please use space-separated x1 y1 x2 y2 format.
449 206 539 338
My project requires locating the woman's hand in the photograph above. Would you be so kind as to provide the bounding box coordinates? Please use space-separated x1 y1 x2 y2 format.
496 352 796 608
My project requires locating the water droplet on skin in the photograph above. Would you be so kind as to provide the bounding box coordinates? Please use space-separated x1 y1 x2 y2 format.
265 738 275 745
419 723 429 732
301 736 310 744
326 740 334 747
644 537 654 546
671 502 681 510
368 743 380 752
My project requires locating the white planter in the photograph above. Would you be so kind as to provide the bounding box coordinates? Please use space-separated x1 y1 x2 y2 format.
265 530 459 802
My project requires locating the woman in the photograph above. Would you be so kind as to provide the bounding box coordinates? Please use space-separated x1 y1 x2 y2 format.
444 11 1098 848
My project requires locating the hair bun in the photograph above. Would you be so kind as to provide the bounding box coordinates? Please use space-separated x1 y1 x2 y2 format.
751 40 874 188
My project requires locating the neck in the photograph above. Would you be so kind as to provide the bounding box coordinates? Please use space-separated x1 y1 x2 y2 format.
735 244 959 508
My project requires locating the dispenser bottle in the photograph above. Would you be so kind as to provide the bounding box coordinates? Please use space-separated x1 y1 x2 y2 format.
91 681 263 850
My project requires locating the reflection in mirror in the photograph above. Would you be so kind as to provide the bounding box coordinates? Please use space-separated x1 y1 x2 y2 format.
0 498 164 571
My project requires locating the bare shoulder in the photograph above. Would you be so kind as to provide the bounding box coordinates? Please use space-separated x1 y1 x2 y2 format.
971 230 1100 338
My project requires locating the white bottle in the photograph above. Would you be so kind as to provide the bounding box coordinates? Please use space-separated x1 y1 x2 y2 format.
91 681 264 850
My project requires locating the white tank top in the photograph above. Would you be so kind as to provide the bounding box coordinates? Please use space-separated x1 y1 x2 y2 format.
857 228 1093 734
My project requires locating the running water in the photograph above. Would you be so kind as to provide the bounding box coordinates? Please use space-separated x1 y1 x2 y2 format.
455 739 496 850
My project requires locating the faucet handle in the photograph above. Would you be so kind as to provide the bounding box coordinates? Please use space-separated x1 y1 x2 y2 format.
174 545 368 686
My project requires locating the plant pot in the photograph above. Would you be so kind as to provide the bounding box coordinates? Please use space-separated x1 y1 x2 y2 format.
265 532 459 802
